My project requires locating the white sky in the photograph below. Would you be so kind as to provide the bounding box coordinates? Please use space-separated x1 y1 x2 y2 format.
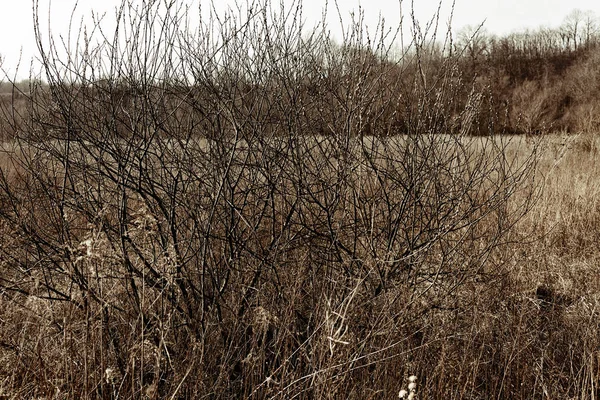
0 0 599 80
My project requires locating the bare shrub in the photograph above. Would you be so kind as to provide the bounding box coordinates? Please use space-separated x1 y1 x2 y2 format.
0 0 539 398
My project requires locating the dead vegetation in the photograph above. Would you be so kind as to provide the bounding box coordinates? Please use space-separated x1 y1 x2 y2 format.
0 0 597 399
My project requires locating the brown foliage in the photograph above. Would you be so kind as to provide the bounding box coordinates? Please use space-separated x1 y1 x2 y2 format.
6 1 600 399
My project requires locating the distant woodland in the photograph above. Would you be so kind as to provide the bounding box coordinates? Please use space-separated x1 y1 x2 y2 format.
1 9 600 138
451 8 600 134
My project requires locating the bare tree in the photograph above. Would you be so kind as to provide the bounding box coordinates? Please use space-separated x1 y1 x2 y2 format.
561 9 592 51
456 24 490 67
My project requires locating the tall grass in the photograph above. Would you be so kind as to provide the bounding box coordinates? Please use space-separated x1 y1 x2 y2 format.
1 0 597 399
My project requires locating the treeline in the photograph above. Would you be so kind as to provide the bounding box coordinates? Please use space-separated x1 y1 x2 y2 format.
453 9 600 134
1 8 599 142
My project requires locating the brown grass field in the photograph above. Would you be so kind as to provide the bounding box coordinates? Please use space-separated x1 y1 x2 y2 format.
2 0 600 398
0 132 598 398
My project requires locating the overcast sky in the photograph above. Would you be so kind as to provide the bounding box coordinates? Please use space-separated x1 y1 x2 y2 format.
0 0 599 80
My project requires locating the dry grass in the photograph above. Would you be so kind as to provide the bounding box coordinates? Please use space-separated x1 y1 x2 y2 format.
0 0 599 397
0 133 599 399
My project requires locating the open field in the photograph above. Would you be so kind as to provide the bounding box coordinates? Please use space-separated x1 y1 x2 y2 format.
0 132 598 398
2 0 600 398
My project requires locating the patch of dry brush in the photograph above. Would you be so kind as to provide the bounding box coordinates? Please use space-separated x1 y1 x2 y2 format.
0 1 597 399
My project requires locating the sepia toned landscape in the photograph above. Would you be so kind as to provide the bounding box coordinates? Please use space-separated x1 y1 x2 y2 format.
0 0 600 398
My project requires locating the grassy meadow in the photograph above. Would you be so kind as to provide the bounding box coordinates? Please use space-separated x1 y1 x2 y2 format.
1 0 600 398
0 132 596 399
